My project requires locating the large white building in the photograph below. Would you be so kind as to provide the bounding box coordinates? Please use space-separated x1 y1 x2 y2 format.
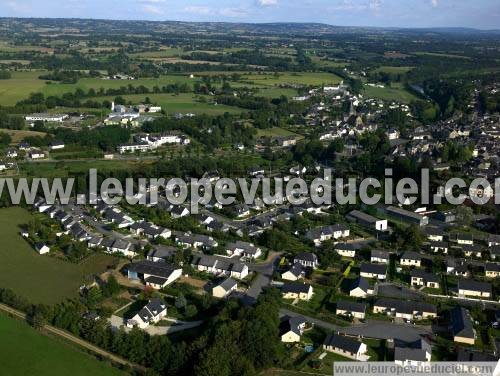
25 113 68 123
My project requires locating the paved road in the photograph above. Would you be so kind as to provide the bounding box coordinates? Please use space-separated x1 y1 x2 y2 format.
0 303 144 371
242 253 282 305
279 308 432 342
279 308 340 331
339 321 432 342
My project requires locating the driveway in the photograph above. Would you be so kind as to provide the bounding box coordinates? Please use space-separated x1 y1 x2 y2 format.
109 315 202 335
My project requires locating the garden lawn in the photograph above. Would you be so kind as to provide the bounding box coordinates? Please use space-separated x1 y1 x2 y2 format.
0 313 124 376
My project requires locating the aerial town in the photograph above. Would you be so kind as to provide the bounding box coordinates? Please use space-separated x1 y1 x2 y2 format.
0 7 499 376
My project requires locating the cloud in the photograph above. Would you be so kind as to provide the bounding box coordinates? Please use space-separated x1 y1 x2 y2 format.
330 0 382 12
219 7 248 17
142 4 163 15
138 0 166 3
431 0 438 7
368 0 382 11
4 0 30 13
257 0 278 6
183 6 213 15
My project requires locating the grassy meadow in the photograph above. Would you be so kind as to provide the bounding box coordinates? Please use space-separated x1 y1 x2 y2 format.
363 82 418 103
0 207 117 304
0 313 124 376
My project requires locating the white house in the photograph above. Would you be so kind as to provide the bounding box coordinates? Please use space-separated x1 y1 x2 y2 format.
35 242 50 255
212 278 238 298
282 282 313 301
323 334 369 361
280 316 307 343
126 299 167 329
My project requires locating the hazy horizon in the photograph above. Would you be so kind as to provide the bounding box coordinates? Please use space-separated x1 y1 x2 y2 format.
1 0 499 30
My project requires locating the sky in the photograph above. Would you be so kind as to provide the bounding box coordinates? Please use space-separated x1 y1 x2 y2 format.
1 0 499 29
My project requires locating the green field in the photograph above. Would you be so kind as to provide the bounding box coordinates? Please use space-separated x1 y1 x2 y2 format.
256 127 300 138
0 207 118 304
240 72 342 87
20 160 150 178
93 93 243 115
0 313 124 376
363 83 418 103
0 71 48 105
257 87 298 98
0 70 338 108
40 75 199 97
373 66 414 74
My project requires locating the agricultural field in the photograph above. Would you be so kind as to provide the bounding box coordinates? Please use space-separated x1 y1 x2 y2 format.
19 159 150 178
40 75 199 97
239 72 343 87
0 207 118 304
256 127 301 138
363 82 418 103
92 93 243 115
0 129 47 144
0 70 334 108
373 66 414 74
0 70 48 105
0 313 124 376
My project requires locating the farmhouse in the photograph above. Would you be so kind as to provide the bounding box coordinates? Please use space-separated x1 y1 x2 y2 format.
323 334 369 361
